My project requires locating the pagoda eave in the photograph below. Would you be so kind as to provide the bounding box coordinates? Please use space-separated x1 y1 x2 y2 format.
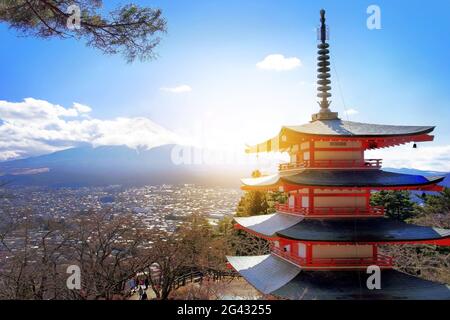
234 224 276 241
241 170 445 191
277 217 450 242
235 224 450 246
226 254 450 300
241 184 444 192
274 269 450 300
233 214 450 244
234 213 302 238
245 121 435 154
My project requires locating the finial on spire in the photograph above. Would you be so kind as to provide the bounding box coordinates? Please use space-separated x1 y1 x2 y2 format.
319 9 327 43
312 9 339 121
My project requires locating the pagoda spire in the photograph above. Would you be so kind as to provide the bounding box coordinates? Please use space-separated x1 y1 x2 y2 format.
312 9 339 121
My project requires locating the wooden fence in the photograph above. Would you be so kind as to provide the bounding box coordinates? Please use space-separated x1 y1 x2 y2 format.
172 268 238 289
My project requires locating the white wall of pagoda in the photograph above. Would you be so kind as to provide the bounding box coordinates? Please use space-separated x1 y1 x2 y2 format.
271 239 390 269
289 140 364 163
287 188 370 212
312 244 373 259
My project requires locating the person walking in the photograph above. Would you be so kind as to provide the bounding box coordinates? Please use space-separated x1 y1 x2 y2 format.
127 278 136 296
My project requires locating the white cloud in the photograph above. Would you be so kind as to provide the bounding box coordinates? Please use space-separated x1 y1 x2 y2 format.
73 102 92 114
160 85 192 93
344 108 359 116
366 144 450 172
256 54 302 71
0 98 187 161
0 150 21 161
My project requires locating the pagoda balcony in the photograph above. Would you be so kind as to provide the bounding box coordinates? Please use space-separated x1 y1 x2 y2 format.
279 159 382 171
275 203 385 217
271 246 393 269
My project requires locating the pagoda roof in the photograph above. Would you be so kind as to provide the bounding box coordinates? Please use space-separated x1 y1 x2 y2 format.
234 213 303 237
235 214 450 243
241 169 444 190
226 255 300 294
246 119 435 153
285 119 434 137
273 269 450 300
277 217 450 242
227 254 450 299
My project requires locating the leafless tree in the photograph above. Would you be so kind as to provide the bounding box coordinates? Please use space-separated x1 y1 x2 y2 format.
381 204 450 285
63 210 155 299
0 208 236 300
0 208 70 299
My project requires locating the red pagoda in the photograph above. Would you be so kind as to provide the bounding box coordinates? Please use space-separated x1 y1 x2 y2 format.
227 10 450 300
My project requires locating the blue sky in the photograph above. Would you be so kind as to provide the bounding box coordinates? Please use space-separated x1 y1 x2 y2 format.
1 0 450 170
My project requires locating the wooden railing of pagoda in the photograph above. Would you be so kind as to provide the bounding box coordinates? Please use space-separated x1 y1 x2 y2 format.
271 246 393 269
275 203 385 217
279 159 382 171
172 269 238 290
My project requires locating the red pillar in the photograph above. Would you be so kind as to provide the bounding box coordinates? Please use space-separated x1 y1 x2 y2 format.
372 245 378 260
306 243 313 264
365 188 370 213
308 188 314 214
292 241 298 257
309 140 315 166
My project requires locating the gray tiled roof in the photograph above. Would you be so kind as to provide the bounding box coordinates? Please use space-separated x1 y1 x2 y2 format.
226 255 300 294
234 213 303 237
242 170 445 188
273 269 450 300
229 255 450 299
277 217 450 242
284 119 434 137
